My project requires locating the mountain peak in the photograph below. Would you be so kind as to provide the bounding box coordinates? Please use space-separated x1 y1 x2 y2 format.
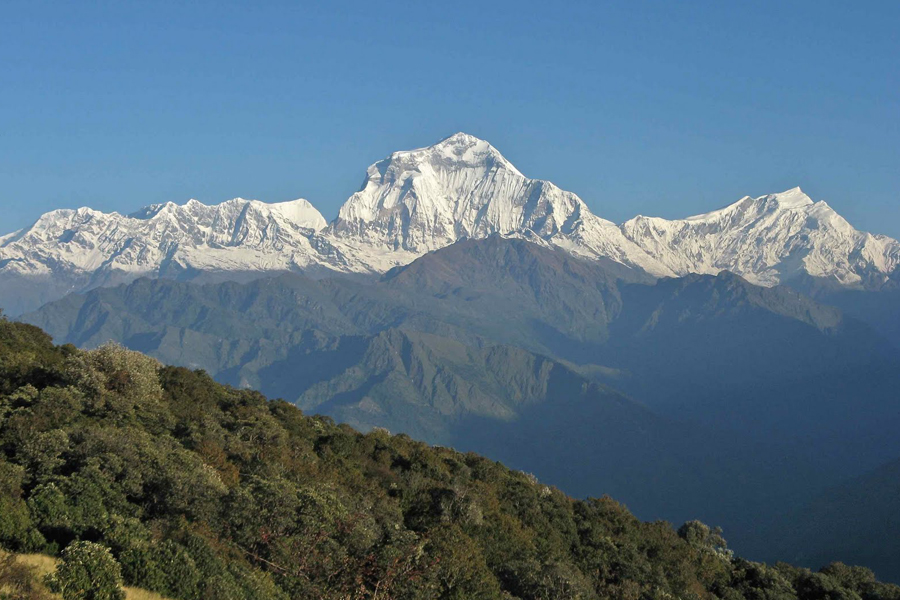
262 198 327 231
329 134 574 252
436 131 486 145
380 131 520 177
766 186 814 209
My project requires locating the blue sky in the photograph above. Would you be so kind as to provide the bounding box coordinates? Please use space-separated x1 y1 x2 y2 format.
2 1 898 237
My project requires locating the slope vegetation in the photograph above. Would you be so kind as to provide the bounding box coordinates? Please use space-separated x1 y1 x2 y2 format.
1 317 899 599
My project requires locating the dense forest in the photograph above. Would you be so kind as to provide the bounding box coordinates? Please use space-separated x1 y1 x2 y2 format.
0 314 897 600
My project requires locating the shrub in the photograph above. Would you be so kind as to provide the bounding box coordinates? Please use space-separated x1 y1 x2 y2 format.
65 344 172 431
46 541 125 600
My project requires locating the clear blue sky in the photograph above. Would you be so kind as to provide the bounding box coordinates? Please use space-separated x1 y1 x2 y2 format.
2 1 898 237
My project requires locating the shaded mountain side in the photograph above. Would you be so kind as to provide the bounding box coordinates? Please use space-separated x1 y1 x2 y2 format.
22 273 365 387
814 288 900 349
765 458 900 583
361 236 633 352
26 271 359 348
374 245 900 467
616 271 845 333
453 393 831 556
0 271 98 318
286 330 573 441
779 269 900 348
597 274 900 458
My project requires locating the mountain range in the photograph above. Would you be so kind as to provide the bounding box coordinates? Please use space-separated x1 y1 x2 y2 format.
5 133 900 581
2 132 898 316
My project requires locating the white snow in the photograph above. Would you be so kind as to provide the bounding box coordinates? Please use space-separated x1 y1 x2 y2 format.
621 187 900 287
0 197 329 278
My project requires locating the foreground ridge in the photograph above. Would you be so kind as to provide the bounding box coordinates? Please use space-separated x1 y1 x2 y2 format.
1 316 898 599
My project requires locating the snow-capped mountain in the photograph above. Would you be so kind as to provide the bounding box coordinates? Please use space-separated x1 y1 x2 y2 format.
0 197 327 277
0 198 330 314
1 132 898 315
325 132 673 276
622 187 900 289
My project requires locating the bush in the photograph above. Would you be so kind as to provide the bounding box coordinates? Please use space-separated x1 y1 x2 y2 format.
46 541 125 600
65 344 171 431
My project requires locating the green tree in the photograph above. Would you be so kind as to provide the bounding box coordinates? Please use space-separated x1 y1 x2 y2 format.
0 460 42 551
47 541 125 600
678 520 730 555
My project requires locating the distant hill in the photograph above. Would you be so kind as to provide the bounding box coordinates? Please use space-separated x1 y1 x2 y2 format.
768 458 900 583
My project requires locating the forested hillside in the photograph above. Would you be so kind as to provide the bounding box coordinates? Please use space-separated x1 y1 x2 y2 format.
1 315 898 600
